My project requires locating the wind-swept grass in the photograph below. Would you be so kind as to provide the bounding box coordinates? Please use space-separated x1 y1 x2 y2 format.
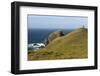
28 28 88 60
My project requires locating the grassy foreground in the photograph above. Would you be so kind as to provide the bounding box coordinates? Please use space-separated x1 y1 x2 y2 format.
28 28 88 60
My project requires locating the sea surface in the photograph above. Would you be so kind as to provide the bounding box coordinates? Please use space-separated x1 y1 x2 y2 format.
28 29 73 44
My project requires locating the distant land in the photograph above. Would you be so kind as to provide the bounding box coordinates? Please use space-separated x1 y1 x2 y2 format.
28 28 88 60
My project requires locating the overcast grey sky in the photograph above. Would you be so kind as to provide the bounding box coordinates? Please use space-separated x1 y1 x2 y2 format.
28 15 88 29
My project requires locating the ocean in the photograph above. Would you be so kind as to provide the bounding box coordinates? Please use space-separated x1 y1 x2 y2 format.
28 29 73 44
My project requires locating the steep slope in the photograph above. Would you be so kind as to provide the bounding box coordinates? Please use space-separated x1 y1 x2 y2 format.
28 28 88 60
44 31 64 45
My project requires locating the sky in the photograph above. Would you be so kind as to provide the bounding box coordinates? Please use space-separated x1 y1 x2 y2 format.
28 15 88 29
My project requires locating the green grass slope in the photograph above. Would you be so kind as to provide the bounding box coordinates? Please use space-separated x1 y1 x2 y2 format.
28 28 88 60
48 31 63 41
44 31 64 45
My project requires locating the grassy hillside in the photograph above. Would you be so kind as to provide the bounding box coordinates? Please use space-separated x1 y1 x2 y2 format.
28 28 88 60
44 31 64 45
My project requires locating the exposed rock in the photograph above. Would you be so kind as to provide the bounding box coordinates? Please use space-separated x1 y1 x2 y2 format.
44 31 64 45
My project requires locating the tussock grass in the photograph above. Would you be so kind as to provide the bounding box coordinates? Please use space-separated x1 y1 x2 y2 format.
28 28 88 60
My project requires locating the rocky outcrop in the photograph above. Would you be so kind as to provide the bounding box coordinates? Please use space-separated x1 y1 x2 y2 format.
44 31 64 45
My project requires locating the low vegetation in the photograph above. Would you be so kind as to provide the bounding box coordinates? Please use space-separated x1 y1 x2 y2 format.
28 28 88 60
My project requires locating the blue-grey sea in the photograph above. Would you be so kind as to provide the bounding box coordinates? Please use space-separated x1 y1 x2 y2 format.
28 29 73 44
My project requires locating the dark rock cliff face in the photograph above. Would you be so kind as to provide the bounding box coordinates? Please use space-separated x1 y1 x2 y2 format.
44 31 64 45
